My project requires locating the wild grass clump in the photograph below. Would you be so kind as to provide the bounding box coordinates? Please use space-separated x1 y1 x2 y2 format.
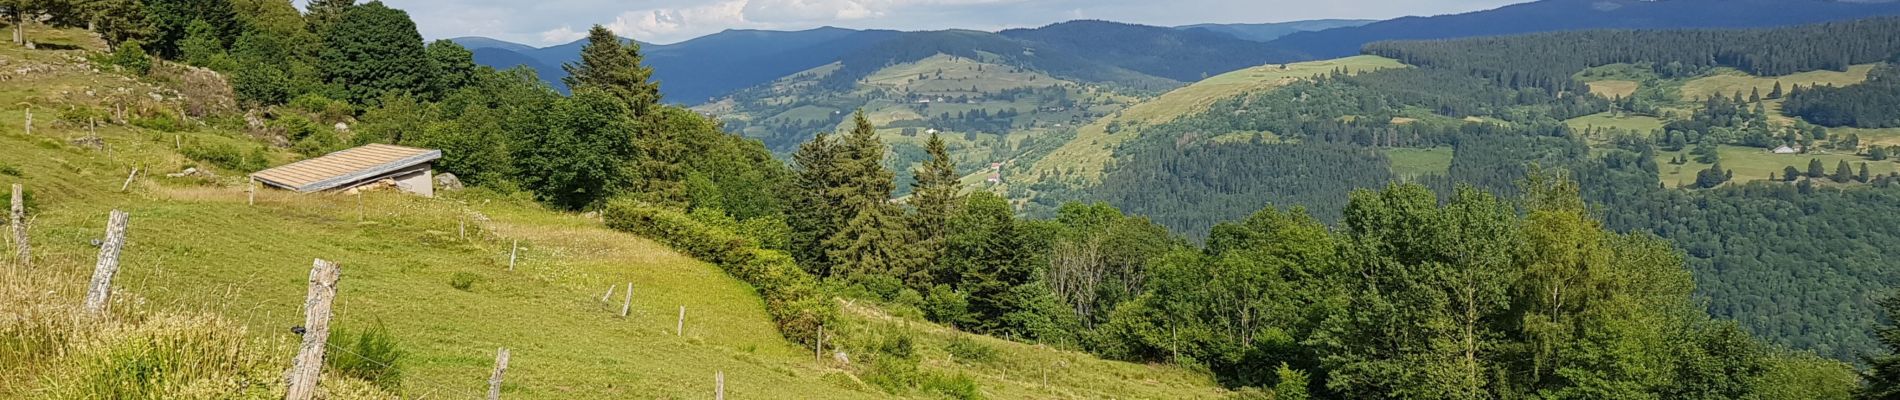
448 271 478 291
327 323 405 391
944 336 996 364
1 268 393 399
180 140 269 172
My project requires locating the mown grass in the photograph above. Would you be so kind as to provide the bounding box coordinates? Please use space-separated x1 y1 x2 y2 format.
1385 147 1453 179
1654 145 1896 187
1585 80 1640 99
2 26 1229 399
1027 55 1406 184
1678 65 1875 101
1566 112 1667 135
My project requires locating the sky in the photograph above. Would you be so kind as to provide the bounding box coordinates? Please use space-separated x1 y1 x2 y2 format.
340 0 1531 46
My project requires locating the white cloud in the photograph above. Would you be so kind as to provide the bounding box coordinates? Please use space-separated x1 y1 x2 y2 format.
539 26 588 44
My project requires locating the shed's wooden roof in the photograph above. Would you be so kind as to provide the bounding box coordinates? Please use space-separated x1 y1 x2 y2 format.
250 144 441 192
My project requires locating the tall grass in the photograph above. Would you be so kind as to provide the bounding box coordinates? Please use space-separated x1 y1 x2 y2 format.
0 265 391 399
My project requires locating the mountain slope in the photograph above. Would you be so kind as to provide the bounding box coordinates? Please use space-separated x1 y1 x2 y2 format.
1176 19 1375 42
0 28 1230 399
999 20 1304 83
1270 0 1900 59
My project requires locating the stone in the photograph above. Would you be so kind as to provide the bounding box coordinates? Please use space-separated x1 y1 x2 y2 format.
69 135 104 150
435 173 464 191
333 122 350 133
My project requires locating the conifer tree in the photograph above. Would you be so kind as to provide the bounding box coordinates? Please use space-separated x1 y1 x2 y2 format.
789 132 844 276
1810 158 1827 178
1769 82 1785 99
1837 160 1856 182
1861 163 1873 183
562 25 683 206
824 111 916 287
911 132 962 284
1861 295 1900 399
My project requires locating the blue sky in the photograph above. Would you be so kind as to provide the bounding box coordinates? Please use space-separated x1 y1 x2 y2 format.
345 0 1529 46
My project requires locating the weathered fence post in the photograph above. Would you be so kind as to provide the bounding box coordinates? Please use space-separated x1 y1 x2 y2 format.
816 325 824 364
601 284 614 303
285 259 341 400
248 177 255 206
9 184 26 267
22 107 30 136
677 306 685 336
488 347 510 400
459 215 467 240
619 283 632 318
715 371 725 400
82 210 129 315
508 240 518 271
120 167 138 192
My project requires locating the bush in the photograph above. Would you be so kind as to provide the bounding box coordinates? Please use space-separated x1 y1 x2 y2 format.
288 94 354 122
923 372 983 400
448 272 478 291
106 40 153 75
328 324 404 391
131 112 194 133
944 336 996 364
603 200 835 345
181 140 271 173
0 162 20 177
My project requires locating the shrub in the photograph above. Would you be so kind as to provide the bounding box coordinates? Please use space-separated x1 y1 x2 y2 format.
944 336 996 364
0 162 20 177
131 112 194 133
107 40 153 75
288 94 354 122
328 324 405 391
181 141 269 172
923 372 983 400
448 272 478 291
603 199 835 346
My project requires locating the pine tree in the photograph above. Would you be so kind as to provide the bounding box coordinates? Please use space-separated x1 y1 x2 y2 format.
1809 158 1827 178
910 132 962 285
1861 163 1872 183
1836 160 1856 183
824 111 915 288
788 133 844 276
304 0 355 36
1784 166 1801 182
561 25 658 115
318 1 433 104
561 25 682 205
1769 82 1785 99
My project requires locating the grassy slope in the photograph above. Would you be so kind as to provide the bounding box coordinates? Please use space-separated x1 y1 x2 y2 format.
1026 55 1406 184
1385 147 1454 179
1566 112 1667 134
1655 145 1895 187
2 28 1225 399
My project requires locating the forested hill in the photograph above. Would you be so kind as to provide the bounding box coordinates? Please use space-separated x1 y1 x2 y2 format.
1036 16 1900 365
461 21 1301 103
1268 0 1900 59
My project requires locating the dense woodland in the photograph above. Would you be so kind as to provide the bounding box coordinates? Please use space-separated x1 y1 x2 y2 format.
21 1 1900 398
1364 17 1900 94
1784 61 1900 128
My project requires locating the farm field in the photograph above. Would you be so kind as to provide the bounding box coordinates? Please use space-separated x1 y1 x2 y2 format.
1385 147 1454 179
1653 145 1896 187
1567 112 1667 134
1678 65 1876 101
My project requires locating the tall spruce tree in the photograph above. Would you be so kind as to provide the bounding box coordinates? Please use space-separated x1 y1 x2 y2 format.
911 132 961 284
562 25 683 206
789 132 844 276
823 111 916 288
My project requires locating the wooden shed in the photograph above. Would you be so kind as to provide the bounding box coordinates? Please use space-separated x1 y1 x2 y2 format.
249 144 442 197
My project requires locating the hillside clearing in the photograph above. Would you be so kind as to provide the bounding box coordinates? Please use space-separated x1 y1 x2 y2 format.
1567 112 1667 134
1586 80 1640 99
1026 55 1406 184
1386 147 1454 179
1679 65 1875 101
1654 145 1894 187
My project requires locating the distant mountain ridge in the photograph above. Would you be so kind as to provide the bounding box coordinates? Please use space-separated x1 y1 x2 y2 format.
1268 0 1900 58
1176 19 1376 42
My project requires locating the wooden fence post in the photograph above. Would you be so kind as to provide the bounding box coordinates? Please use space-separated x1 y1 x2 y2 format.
82 210 129 315
715 371 725 400
248 177 255 206
601 284 614 303
677 306 685 336
459 215 467 240
816 325 824 364
9 184 26 267
488 347 510 400
119 167 138 192
285 259 341 400
619 283 632 318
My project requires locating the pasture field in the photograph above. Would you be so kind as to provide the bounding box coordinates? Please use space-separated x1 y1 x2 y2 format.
1385 147 1455 179
1653 145 1895 187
